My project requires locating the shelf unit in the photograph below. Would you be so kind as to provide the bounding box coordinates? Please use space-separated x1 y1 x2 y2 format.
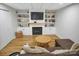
45 10 56 27
16 9 56 27
16 10 30 27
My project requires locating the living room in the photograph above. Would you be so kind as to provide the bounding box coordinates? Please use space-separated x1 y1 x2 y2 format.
0 3 79 56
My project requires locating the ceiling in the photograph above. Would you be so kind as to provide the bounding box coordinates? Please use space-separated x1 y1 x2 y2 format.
5 3 71 11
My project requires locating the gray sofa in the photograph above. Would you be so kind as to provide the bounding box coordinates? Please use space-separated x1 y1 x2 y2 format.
19 39 79 56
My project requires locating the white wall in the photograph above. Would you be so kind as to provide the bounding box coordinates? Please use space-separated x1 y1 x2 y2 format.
55 4 79 43
0 4 17 50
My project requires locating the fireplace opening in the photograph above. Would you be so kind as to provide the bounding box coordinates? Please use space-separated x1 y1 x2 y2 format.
32 27 42 35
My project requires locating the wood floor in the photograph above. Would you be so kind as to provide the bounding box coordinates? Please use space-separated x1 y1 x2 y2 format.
0 35 59 56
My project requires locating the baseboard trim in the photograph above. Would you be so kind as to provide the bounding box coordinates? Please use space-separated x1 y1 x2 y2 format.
0 36 15 50
56 34 63 39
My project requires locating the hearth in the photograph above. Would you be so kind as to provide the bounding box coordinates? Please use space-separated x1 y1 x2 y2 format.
32 27 42 35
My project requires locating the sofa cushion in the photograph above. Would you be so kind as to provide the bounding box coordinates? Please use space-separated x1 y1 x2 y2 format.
46 47 63 52
22 44 50 54
56 39 74 49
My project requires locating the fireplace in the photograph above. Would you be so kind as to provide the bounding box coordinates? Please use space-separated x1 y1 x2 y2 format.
32 27 42 35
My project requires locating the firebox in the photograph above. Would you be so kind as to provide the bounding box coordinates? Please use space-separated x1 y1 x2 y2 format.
32 27 42 35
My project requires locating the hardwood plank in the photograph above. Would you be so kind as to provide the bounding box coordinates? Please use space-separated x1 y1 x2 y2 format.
0 35 59 56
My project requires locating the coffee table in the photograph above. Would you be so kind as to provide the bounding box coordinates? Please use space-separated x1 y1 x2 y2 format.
35 35 53 48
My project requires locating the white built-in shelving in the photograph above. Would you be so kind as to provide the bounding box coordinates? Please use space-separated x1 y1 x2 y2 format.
16 10 30 27
16 9 56 27
45 10 56 27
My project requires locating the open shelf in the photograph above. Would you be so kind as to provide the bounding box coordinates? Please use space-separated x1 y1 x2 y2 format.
16 10 30 27
16 9 56 27
45 10 56 27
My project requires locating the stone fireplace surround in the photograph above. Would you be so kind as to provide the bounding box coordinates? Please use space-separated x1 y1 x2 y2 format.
17 27 56 35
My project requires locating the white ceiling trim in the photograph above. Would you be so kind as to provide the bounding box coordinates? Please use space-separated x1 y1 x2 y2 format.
5 3 71 11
